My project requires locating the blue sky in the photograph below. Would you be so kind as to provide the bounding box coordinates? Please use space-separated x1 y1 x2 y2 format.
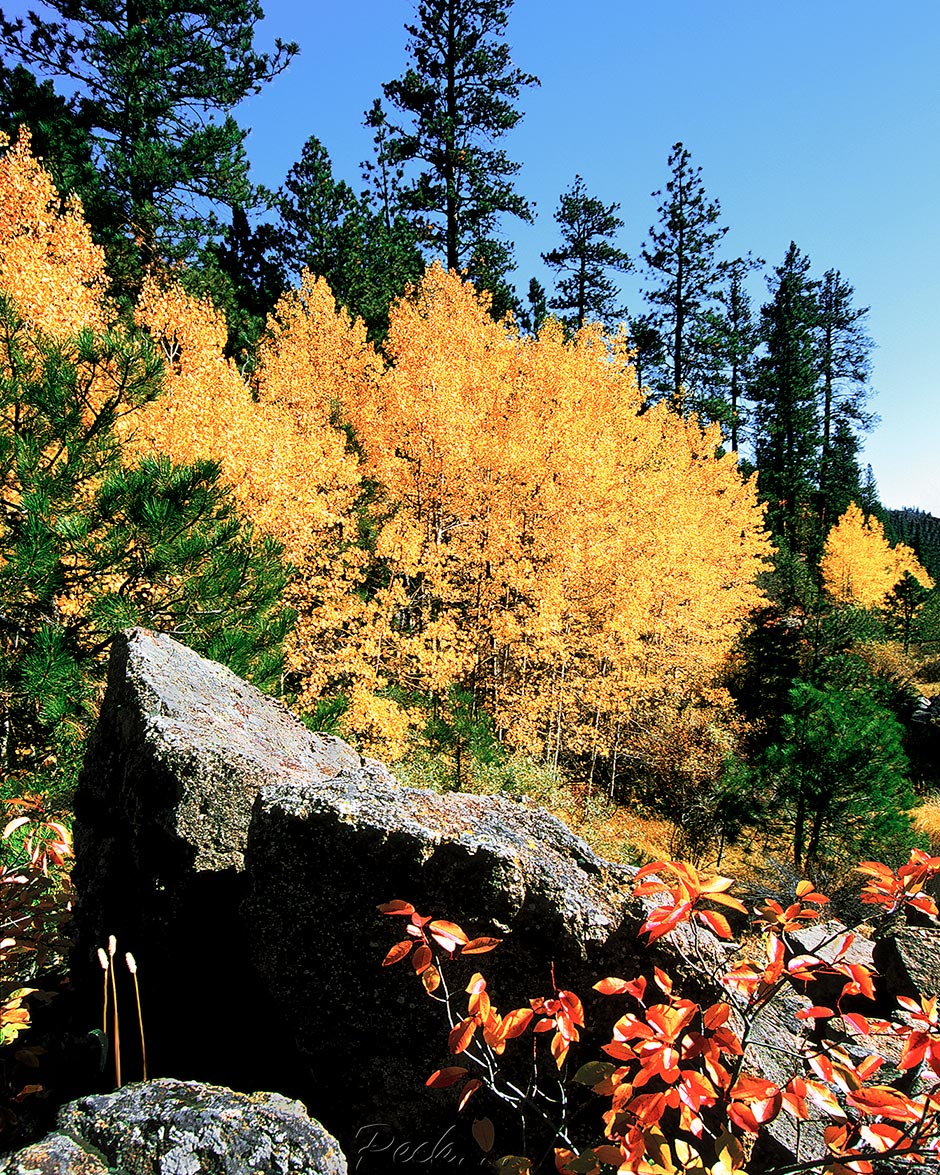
6 1 936 512
238 1 940 515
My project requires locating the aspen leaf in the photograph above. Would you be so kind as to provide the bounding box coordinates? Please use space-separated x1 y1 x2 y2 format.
378 900 415 916
411 944 432 974
448 1017 477 1054
462 936 501 954
501 1008 534 1038
695 909 733 939
429 919 469 951
593 977 633 996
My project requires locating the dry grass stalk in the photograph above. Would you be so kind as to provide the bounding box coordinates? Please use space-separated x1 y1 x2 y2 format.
125 951 147 1081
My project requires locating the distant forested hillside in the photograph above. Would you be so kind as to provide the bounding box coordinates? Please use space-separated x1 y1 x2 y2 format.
888 508 940 583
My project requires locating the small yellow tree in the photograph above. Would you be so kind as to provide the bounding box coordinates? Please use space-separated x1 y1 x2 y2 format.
821 503 933 608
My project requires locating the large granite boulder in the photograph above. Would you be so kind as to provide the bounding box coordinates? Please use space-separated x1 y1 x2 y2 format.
0 1081 345 1175
72 630 662 1159
69 628 926 1169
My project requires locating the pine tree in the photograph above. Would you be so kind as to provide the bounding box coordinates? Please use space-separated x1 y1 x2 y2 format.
189 204 287 367
641 142 728 413
711 254 763 451
883 572 931 655
0 0 297 291
277 134 423 341
816 268 875 456
817 418 863 532
521 277 548 335
752 242 821 548
767 680 918 869
858 463 885 522
541 175 631 332
627 312 664 397
378 0 538 296
0 295 292 787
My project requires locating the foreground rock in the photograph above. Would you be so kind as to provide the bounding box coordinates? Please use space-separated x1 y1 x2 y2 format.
72 630 657 1158
70 628 915 1168
0 1081 345 1174
875 925 940 1000
0 1132 109 1175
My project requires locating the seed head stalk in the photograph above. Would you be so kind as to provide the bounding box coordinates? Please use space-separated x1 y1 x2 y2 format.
108 935 121 1087
126 952 147 1081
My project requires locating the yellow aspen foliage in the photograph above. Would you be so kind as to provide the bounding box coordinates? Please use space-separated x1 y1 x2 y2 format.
128 273 381 734
0 129 109 335
255 272 381 429
252 275 394 743
128 274 362 554
341 263 771 771
821 503 933 608
0 133 769 778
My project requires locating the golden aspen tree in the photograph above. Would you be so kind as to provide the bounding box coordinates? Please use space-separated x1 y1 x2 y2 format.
253 275 410 752
821 503 932 608
0 129 110 336
128 273 385 732
341 264 770 776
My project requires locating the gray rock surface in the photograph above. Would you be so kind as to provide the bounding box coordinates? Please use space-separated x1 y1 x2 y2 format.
56 1080 346 1174
0 1081 346 1174
875 925 940 999
0 1131 109 1174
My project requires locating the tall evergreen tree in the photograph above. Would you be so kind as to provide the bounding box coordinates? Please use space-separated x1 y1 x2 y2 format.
521 276 548 335
858 463 885 522
752 242 821 547
818 418 863 532
378 0 538 299
711 253 763 451
641 142 728 413
816 267 875 455
541 174 631 332
194 204 287 367
0 0 297 292
277 134 424 341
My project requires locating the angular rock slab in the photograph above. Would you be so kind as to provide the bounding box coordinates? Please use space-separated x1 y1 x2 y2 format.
71 628 392 1093
875 926 940 1000
244 776 642 1149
